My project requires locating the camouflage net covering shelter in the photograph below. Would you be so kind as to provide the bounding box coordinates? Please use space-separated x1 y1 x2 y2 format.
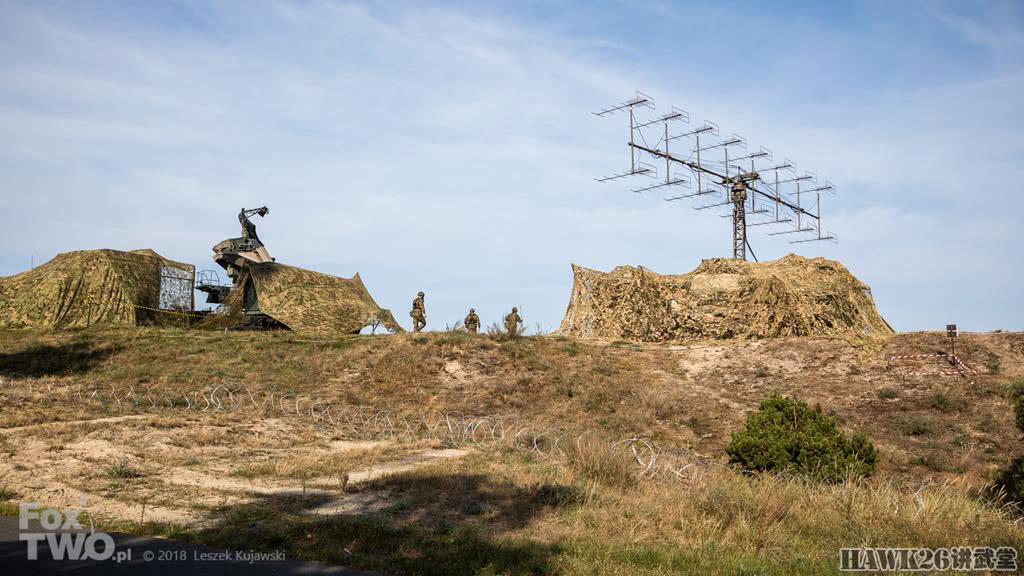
202 262 403 336
557 254 893 342
0 249 195 329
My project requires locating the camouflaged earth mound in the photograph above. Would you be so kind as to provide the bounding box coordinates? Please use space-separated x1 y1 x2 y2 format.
557 254 893 342
201 262 404 336
0 249 194 329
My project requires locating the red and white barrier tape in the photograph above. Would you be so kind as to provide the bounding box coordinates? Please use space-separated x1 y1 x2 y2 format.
951 355 977 375
888 352 976 378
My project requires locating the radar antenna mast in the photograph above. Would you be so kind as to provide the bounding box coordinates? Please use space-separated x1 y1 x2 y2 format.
595 91 837 260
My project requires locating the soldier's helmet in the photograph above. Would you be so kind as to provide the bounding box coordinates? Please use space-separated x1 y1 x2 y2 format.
512 307 518 313
417 291 424 297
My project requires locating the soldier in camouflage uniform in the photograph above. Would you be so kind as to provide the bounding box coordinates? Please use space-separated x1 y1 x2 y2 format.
410 291 426 332
504 307 523 337
464 308 480 334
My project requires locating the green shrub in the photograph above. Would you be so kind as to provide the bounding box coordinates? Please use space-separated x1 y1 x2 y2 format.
105 458 143 480
726 395 877 483
928 391 959 413
997 457 1024 503
904 415 933 436
563 340 579 357
987 359 1001 374
878 387 898 400
1015 396 1024 435
1005 379 1024 400
978 415 996 434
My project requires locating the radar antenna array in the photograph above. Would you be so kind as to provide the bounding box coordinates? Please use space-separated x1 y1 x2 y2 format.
595 91 837 260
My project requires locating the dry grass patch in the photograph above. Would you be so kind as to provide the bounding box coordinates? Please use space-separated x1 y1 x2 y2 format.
107 449 1024 575
566 435 638 488
229 443 422 482
550 465 1024 574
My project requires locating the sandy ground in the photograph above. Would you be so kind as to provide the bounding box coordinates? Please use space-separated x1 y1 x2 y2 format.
0 412 468 527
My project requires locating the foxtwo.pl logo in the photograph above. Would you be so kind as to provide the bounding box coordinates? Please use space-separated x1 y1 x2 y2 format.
19 499 130 563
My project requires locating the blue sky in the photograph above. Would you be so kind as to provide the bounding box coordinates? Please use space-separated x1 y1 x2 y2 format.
1 0 1021 332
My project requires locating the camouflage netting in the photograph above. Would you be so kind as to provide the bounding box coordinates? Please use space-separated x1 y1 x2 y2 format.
0 249 195 329
201 262 404 336
557 254 893 342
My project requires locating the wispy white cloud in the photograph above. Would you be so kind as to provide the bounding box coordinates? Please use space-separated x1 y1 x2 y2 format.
0 1 1020 331
927 0 1024 69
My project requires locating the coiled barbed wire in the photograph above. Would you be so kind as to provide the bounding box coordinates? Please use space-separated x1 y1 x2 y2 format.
0 377 727 482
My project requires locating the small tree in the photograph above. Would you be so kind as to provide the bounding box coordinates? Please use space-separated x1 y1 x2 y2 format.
996 386 1024 502
726 394 877 483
